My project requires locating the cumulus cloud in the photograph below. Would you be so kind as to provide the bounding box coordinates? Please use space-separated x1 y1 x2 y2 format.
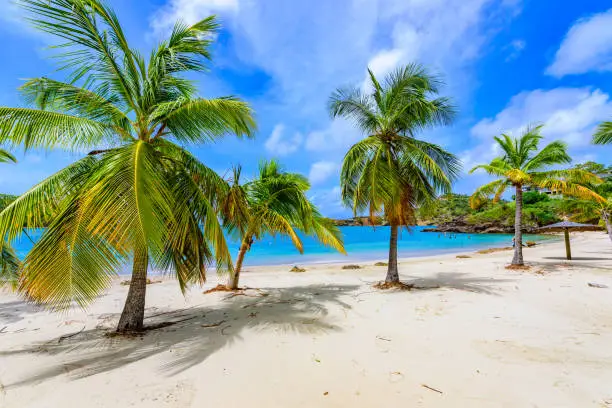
305 119 362 152
546 8 612 77
308 186 346 217
150 0 521 137
308 161 339 185
464 87 612 170
472 87 612 146
264 124 303 156
150 0 239 35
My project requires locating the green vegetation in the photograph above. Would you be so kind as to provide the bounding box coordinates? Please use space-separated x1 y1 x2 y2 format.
0 158 19 289
0 0 611 325
594 121 612 145
419 192 562 228
221 160 345 289
469 126 602 266
0 1 256 332
329 64 459 283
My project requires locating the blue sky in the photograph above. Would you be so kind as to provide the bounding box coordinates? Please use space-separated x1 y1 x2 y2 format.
1 0 612 217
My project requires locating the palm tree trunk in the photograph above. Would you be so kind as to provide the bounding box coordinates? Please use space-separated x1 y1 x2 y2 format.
511 185 524 265
228 236 251 290
117 246 148 332
385 224 400 282
603 211 612 244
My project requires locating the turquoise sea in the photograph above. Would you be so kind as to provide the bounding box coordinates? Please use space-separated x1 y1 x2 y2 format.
12 227 555 268
9 227 554 268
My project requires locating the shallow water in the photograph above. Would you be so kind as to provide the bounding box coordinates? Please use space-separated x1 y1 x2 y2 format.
11 226 555 267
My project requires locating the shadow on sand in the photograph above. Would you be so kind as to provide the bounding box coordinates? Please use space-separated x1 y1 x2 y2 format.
0 300 45 325
1 284 356 388
542 256 612 261
1 272 515 388
403 272 514 295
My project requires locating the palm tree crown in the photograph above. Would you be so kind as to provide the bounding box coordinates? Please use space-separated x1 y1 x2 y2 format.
470 125 603 265
329 64 460 283
222 160 345 289
470 126 601 207
0 0 255 331
593 121 612 145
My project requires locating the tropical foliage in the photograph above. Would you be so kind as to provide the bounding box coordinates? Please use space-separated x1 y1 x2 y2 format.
470 126 603 265
330 64 460 283
221 160 345 289
593 121 612 145
554 163 612 242
0 0 255 332
0 151 20 289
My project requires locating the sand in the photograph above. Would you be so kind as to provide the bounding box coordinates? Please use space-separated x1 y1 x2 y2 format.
1 232 611 407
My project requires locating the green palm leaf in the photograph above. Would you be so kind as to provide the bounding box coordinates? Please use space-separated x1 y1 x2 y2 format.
331 63 458 282
0 3 256 330
593 121 612 145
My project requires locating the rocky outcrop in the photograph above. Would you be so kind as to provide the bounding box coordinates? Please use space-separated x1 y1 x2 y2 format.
332 217 388 227
422 219 538 234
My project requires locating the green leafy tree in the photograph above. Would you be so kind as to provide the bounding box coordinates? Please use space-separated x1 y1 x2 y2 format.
221 160 345 289
470 126 603 266
561 162 612 243
0 1 255 332
0 151 20 289
329 64 460 283
594 122 612 145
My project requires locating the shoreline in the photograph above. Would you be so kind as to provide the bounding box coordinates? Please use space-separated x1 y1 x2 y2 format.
1 231 610 407
134 232 565 278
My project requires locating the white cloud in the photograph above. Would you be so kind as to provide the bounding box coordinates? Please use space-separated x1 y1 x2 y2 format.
367 48 406 79
464 87 612 172
505 39 526 61
150 0 520 124
305 119 362 152
308 186 347 217
547 9 612 77
471 87 612 147
264 124 302 156
308 161 339 185
150 0 239 36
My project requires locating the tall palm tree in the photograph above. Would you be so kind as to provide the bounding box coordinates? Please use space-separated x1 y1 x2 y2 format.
0 0 255 332
221 160 345 289
0 150 20 289
593 121 612 145
329 64 460 283
470 126 603 266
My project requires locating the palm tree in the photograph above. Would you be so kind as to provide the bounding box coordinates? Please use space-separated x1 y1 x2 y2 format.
0 150 20 289
559 171 612 243
0 0 255 332
221 160 345 289
329 64 460 284
470 126 603 266
593 121 612 145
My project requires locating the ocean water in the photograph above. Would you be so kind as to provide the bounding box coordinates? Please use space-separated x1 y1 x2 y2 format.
11 226 556 267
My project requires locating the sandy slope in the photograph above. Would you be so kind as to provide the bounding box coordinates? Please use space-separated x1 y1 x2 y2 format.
1 232 611 407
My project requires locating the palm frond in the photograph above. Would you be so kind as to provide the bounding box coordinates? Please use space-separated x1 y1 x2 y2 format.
0 149 16 164
20 194 124 308
593 121 612 145
523 140 571 171
20 77 132 135
155 97 255 143
0 107 115 150
0 242 21 290
469 179 507 209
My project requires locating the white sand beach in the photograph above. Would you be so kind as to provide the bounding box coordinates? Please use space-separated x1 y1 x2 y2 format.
1 232 611 407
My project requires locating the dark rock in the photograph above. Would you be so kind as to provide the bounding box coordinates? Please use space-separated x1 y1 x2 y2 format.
422 218 538 234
